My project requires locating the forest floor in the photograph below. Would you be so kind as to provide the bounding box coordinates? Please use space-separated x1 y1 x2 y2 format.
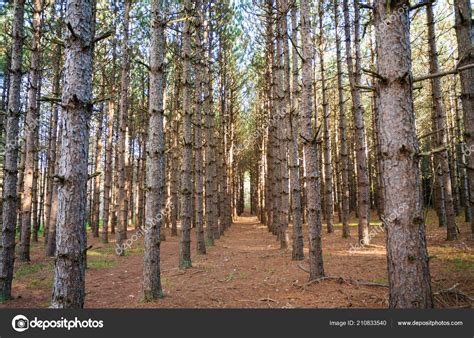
1 211 473 308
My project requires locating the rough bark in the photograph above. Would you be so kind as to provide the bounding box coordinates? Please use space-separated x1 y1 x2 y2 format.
453 0 474 235
300 0 325 280
102 92 115 243
143 0 166 301
91 80 104 239
318 0 334 233
46 125 62 257
290 1 304 260
19 0 43 262
203 5 218 243
116 0 131 255
179 0 193 268
51 0 94 308
426 3 458 240
194 0 206 255
334 0 350 238
0 0 25 301
343 0 370 245
277 0 290 249
374 0 433 308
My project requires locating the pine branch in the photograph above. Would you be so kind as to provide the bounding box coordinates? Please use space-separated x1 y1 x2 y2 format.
413 63 474 82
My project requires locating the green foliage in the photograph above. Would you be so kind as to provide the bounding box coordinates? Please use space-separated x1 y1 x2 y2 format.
205 237 215 247
88 258 117 269
14 261 53 280
223 272 235 282
179 259 192 269
450 257 474 272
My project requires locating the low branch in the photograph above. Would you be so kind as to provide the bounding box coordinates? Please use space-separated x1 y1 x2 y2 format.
362 68 385 80
92 96 111 105
51 37 64 46
67 22 78 39
418 127 445 140
88 171 101 180
53 175 65 184
39 96 61 103
135 59 150 71
419 145 447 157
410 0 434 11
166 16 194 26
359 2 373 9
413 63 474 82
93 30 114 44
355 84 374 91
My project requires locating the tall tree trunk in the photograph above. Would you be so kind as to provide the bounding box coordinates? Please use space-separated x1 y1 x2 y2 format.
102 95 115 244
44 1 63 248
334 0 350 238
194 0 206 255
102 31 118 244
92 79 105 239
204 5 218 243
170 113 180 237
318 0 334 234
343 0 370 245
51 0 94 308
426 3 458 240
453 80 472 222
374 0 433 308
300 0 325 280
143 0 166 300
179 0 193 269
277 0 289 249
19 0 43 261
290 1 304 260
116 0 131 256
265 0 276 236
453 0 474 235
0 0 25 301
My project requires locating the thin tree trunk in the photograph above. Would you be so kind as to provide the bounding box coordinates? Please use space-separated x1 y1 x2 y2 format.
0 0 25 300
343 0 370 245
300 0 325 280
277 0 289 249
194 0 206 255
46 124 62 257
19 0 43 262
204 4 218 243
334 0 350 238
318 0 334 234
179 0 193 269
92 78 105 238
426 2 458 240
290 1 304 260
116 0 131 255
143 0 166 300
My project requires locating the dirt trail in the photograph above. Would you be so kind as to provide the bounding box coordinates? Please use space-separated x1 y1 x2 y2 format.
87 215 387 308
2 214 473 308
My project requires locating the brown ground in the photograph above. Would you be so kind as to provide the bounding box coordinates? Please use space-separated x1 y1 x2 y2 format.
1 211 473 308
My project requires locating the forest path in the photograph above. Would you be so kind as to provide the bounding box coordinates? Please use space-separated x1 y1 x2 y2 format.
3 214 472 308
85 215 389 308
